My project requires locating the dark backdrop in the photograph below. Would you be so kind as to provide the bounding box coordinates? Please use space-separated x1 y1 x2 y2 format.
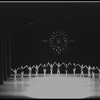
0 3 100 68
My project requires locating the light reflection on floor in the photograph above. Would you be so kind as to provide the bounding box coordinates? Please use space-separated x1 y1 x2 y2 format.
0 74 100 99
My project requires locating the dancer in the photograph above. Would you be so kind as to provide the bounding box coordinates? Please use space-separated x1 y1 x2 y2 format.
56 66 60 76
27 65 34 78
43 68 46 76
35 65 39 77
20 66 24 79
44 63 51 74
73 67 76 77
66 68 68 76
80 65 85 77
11 67 20 80
43 64 46 75
65 64 69 76
50 64 53 75
96 67 100 78
87 65 92 78
92 66 95 79
57 62 60 75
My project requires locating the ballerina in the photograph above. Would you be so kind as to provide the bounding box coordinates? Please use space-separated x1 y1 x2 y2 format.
57 63 60 75
80 65 85 77
43 68 47 76
50 64 53 75
92 66 95 79
65 64 69 76
96 67 100 78
87 65 92 78
27 65 35 78
35 65 39 77
73 67 76 77
20 66 25 79
11 67 20 80
43 64 46 75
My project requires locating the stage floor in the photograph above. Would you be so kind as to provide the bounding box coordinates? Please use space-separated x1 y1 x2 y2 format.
0 74 100 99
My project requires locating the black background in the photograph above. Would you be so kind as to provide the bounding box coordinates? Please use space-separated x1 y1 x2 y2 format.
0 3 100 68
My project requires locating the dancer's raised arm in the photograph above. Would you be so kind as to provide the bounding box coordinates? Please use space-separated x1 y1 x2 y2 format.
16 67 20 71
24 65 28 69
67 62 72 67
11 68 15 72
31 65 35 69
96 67 100 71
85 65 91 69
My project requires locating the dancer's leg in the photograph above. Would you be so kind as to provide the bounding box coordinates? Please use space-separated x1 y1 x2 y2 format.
43 69 46 76
14 74 17 81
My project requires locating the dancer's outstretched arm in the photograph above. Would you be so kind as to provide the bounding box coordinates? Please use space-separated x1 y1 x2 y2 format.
85 65 88 69
85 65 91 70
25 65 30 70
11 68 15 72
24 65 28 69
32 65 35 69
16 67 20 71
67 63 72 67
96 67 100 71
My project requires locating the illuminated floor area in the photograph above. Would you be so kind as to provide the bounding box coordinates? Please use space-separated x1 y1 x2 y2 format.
0 74 100 99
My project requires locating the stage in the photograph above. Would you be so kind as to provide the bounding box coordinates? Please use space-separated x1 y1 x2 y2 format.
0 74 100 99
